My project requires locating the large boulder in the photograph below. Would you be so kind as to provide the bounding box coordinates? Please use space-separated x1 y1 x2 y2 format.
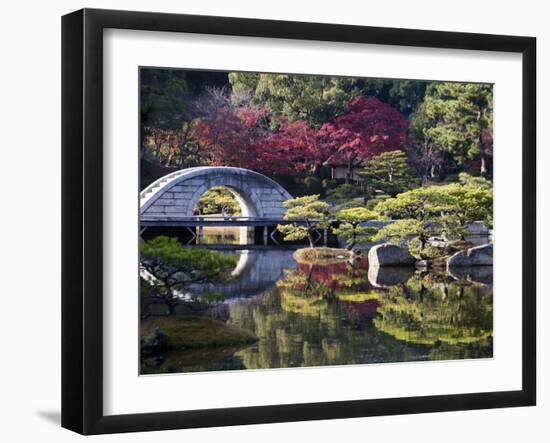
447 243 493 267
465 221 490 235
368 243 415 267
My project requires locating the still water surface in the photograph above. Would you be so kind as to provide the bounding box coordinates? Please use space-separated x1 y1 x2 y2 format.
141 247 493 374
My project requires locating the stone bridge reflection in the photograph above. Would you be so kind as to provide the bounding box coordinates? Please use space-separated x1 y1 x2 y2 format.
188 248 297 299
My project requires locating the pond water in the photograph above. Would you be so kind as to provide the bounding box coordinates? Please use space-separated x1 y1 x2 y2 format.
200 227 240 245
141 248 493 374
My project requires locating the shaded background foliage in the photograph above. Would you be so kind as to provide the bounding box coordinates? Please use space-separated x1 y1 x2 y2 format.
140 68 493 196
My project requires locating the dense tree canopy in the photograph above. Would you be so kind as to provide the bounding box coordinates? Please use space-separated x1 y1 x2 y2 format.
265 119 326 175
229 73 357 128
374 176 493 247
141 69 190 129
321 97 409 182
192 103 269 170
140 68 494 222
229 74 428 125
413 82 493 176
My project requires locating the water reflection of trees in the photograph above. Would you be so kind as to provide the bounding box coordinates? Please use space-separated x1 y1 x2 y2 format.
276 259 380 318
374 274 493 346
226 260 493 370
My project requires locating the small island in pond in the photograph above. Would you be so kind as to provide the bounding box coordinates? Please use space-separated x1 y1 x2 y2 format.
139 68 494 374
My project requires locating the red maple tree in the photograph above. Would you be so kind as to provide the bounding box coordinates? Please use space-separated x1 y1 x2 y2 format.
191 96 408 180
192 105 267 171
264 119 321 175
321 96 408 182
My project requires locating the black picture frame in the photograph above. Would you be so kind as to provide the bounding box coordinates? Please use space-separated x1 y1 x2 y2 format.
61 8 537 435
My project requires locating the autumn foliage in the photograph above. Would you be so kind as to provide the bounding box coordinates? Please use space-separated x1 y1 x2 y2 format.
320 97 408 173
192 105 267 171
189 95 408 178
141 71 493 189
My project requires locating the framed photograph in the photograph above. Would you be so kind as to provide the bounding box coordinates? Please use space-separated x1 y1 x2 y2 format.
62 8 536 435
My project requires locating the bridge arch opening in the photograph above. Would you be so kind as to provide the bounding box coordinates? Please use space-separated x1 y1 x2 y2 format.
193 185 254 244
193 185 258 218
194 186 243 217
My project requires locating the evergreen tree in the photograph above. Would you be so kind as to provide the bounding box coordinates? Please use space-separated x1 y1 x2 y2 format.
332 208 379 249
374 181 493 245
277 195 330 248
360 150 419 196
195 186 242 216
422 82 493 175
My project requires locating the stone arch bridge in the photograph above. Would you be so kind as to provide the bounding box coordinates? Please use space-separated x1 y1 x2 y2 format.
140 166 293 221
139 167 311 245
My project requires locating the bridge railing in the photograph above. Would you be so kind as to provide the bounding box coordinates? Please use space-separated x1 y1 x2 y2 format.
141 215 277 220
139 215 314 228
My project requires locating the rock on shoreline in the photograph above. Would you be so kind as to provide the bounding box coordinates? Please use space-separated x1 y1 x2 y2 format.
447 243 493 267
368 243 416 267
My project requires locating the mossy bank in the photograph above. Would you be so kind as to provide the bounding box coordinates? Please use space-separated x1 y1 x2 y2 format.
141 315 258 353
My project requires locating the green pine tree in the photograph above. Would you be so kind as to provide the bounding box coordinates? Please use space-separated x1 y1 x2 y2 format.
277 195 330 248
